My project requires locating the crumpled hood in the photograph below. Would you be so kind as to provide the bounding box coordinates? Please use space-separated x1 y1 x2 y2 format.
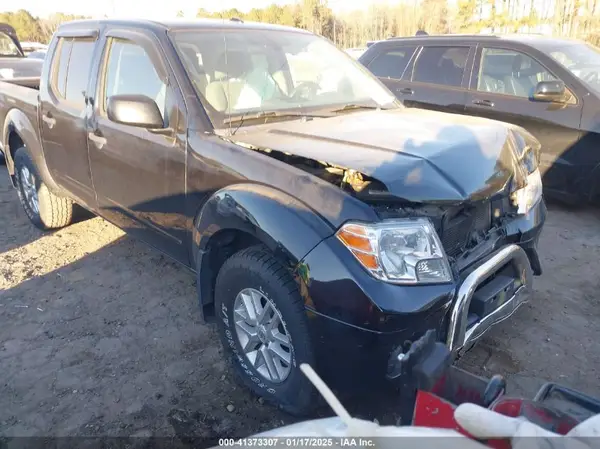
0 57 43 79
230 107 537 204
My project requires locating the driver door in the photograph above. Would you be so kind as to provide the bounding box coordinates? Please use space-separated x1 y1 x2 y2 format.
88 29 188 262
464 46 583 194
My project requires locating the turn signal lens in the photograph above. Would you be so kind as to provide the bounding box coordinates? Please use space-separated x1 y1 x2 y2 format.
337 228 374 253
336 223 380 272
352 251 378 270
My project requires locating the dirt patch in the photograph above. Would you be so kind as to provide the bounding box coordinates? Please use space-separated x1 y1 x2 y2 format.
1 171 600 442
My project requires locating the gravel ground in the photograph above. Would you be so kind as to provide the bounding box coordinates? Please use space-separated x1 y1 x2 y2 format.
1 170 599 443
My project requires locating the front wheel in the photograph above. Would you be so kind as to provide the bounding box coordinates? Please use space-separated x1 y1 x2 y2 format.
214 245 317 415
14 147 74 230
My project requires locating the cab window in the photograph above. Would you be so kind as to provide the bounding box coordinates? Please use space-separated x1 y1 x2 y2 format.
102 38 167 123
50 37 95 109
51 38 71 98
65 39 95 108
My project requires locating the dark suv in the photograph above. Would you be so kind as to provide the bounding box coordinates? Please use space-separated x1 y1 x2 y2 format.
359 35 600 203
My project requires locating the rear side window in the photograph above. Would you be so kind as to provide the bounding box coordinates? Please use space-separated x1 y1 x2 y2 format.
51 37 95 108
53 38 72 97
412 46 470 87
103 38 167 122
367 47 417 80
65 39 95 108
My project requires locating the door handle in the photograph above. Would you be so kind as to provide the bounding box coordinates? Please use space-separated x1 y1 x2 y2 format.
88 132 107 149
472 99 494 107
41 113 56 129
396 87 414 95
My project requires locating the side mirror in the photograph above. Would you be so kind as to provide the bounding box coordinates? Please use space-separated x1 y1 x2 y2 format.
107 94 164 129
533 81 566 103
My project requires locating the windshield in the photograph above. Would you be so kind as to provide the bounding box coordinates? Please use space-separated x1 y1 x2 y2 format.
0 31 21 57
546 42 600 94
170 28 398 128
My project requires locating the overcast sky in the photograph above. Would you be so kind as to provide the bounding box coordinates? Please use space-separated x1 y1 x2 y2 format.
5 0 411 19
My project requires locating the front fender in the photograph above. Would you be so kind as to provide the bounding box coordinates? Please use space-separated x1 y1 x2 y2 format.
193 183 335 265
2 108 58 191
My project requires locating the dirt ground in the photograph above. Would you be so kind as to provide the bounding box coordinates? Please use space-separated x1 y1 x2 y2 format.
1 169 599 443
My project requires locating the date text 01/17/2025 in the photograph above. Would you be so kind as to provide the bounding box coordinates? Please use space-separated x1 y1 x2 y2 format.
218 438 376 447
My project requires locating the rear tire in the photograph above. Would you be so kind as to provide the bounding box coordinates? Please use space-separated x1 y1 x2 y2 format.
14 147 74 230
214 245 317 416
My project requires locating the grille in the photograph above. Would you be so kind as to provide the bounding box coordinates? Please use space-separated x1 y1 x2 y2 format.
441 202 491 257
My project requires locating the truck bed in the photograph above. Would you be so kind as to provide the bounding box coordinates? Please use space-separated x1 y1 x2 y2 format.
2 76 40 90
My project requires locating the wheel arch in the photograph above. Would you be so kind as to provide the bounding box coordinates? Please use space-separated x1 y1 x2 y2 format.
192 183 334 319
2 109 58 191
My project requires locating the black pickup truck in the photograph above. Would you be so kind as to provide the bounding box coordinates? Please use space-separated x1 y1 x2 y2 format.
0 18 546 414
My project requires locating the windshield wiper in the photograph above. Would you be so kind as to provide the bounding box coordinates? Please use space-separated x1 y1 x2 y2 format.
331 104 382 113
224 110 329 130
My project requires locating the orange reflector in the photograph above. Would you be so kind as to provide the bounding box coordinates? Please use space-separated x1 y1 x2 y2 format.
337 229 373 253
352 250 378 269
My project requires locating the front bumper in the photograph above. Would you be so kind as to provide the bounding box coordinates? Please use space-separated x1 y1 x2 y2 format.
446 243 533 355
300 199 545 382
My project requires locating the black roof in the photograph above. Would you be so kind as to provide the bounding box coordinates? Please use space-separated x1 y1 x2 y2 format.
59 17 310 34
382 33 583 47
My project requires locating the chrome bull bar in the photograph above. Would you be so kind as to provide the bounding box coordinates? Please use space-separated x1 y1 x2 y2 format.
446 244 533 355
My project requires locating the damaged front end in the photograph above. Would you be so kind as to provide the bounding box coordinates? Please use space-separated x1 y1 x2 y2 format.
218 107 546 371
227 120 543 279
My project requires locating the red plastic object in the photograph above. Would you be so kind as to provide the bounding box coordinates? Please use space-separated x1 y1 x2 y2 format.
412 387 580 448
491 398 579 435
412 390 511 449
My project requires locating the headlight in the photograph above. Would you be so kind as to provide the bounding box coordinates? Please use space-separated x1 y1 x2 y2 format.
0 68 14 79
511 168 542 215
336 218 452 284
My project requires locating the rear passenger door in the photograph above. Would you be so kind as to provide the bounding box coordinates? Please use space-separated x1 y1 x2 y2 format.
401 45 475 115
40 31 99 207
362 46 417 96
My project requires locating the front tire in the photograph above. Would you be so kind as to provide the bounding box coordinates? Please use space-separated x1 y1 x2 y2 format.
214 246 317 415
14 147 74 230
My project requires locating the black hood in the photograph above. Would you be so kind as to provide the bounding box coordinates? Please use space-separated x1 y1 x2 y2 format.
229 107 539 204
0 57 43 79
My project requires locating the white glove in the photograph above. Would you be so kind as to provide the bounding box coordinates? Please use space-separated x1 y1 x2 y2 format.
455 403 600 449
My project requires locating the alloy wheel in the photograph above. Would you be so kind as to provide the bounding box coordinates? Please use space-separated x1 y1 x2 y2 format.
233 288 293 383
20 166 39 214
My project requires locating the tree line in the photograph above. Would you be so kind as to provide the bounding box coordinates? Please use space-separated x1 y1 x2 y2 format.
196 0 599 47
1 0 599 47
0 10 87 43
